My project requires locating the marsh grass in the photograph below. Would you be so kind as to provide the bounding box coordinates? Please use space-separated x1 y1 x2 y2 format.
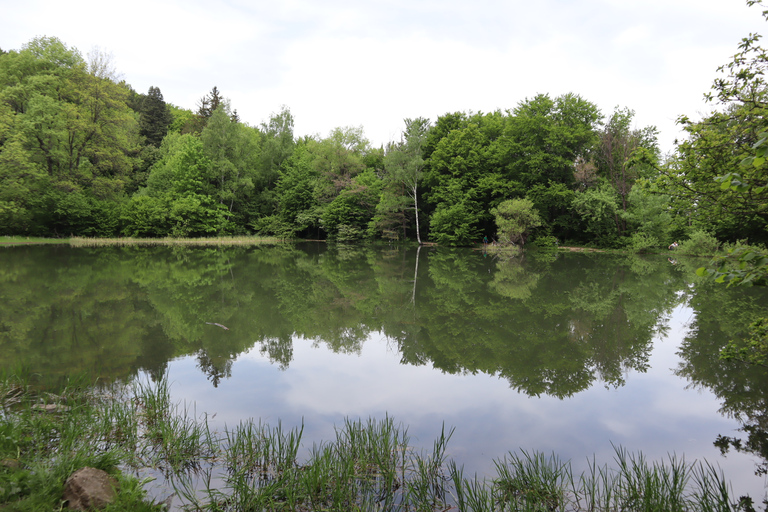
69 236 288 247
0 372 759 511
446 445 745 512
0 236 69 245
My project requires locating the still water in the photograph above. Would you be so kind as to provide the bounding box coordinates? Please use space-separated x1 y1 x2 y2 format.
1 243 767 501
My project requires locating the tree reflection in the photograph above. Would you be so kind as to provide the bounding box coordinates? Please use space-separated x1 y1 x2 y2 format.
0 244 687 399
675 274 768 476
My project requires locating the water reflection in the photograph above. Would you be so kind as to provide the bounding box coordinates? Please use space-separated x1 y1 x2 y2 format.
0 244 686 396
675 272 768 478
1 243 767 499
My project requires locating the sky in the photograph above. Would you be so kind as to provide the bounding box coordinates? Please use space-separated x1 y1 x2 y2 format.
2 0 766 154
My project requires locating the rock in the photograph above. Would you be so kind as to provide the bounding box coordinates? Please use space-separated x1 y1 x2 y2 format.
63 467 119 510
0 458 21 470
32 403 71 413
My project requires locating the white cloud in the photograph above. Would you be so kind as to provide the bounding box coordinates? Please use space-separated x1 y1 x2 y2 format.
1 0 765 152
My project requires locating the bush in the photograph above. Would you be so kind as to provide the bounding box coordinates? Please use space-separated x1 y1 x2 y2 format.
251 215 295 238
677 230 720 256
334 223 365 242
626 232 659 254
530 234 559 249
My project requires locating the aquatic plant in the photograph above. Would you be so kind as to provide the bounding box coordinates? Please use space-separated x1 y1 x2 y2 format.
0 372 757 511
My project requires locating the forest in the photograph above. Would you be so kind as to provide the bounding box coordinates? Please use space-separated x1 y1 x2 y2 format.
1 16 767 250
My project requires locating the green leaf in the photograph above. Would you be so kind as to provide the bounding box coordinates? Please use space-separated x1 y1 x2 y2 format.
754 156 765 168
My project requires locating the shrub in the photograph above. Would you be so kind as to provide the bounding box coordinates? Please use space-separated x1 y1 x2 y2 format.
626 232 659 254
677 230 720 256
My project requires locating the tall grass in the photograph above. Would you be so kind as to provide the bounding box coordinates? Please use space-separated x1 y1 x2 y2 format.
68 236 288 247
0 372 759 511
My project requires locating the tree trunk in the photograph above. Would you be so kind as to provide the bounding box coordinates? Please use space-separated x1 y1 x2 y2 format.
413 184 422 245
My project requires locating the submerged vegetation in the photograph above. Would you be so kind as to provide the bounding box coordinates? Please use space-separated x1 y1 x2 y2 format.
0 373 761 511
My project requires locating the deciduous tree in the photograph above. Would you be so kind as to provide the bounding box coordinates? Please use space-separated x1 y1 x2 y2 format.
382 117 430 243
491 198 543 246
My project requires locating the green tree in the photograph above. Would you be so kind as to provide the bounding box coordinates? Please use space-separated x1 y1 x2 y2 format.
571 182 621 246
0 36 139 236
200 106 261 227
502 93 602 188
312 126 370 202
127 133 228 236
594 107 659 236
259 105 295 188
424 113 512 245
490 198 543 246
659 2 768 244
322 168 383 241
527 181 583 243
139 86 173 147
381 117 430 243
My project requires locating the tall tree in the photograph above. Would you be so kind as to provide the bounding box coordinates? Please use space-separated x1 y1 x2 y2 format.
491 198 543 246
594 107 659 236
0 36 139 235
502 93 602 188
192 86 226 133
200 106 261 221
259 105 295 188
659 1 768 243
424 111 511 245
139 86 173 147
312 126 370 203
382 117 430 244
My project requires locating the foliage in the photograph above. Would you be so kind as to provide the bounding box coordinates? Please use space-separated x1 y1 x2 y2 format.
593 107 659 236
678 230 721 256
490 197 543 246
571 182 621 246
137 86 173 147
0 36 139 237
322 169 383 240
503 93 602 188
380 117 430 243
698 245 768 286
659 2 768 244
424 113 509 244
527 181 583 243
720 317 768 367
428 196 483 246
623 185 673 247
626 232 659 254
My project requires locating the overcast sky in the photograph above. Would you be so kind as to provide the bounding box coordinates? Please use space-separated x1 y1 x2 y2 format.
2 0 765 154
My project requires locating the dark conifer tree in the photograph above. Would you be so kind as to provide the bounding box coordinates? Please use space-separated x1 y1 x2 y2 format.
140 86 172 147
196 86 224 119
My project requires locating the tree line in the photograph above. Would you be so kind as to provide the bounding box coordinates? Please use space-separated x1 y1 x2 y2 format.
1 15 767 248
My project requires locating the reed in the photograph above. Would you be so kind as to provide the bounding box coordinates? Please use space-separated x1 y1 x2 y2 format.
68 236 288 247
0 372 753 511
493 450 573 511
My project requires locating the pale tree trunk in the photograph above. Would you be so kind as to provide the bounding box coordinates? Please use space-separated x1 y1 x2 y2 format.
412 183 422 245
411 244 421 305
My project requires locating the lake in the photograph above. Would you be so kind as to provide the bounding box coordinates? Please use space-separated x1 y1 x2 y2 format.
1 243 767 503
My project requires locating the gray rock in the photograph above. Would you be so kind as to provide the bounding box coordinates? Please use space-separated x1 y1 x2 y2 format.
63 467 119 510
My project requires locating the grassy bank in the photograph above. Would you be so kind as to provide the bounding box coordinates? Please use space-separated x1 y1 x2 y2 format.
68 236 289 246
0 373 760 511
0 236 70 245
